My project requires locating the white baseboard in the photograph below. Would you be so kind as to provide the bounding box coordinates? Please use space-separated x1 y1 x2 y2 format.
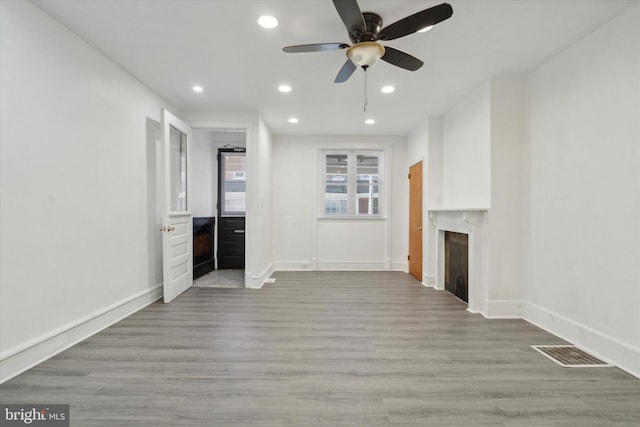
275 260 407 273
483 299 525 318
273 260 314 271
524 301 640 379
247 262 275 289
423 274 436 287
0 285 163 384
316 261 389 271
391 261 408 272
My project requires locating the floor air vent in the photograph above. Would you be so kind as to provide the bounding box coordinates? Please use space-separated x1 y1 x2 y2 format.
531 345 613 367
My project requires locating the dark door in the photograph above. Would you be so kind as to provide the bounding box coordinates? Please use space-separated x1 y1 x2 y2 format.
217 149 246 269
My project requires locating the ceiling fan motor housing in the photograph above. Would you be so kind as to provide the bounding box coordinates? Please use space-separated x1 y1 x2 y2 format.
352 12 383 42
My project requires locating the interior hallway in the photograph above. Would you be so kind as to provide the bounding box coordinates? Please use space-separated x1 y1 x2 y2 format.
1 272 639 426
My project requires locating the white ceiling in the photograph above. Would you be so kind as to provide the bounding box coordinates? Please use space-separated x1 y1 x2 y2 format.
33 0 635 136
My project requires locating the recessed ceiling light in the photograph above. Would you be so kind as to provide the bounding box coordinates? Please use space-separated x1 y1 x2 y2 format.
365 119 375 125
192 85 203 93
278 84 292 93
381 85 395 94
417 25 434 33
258 15 278 29
288 117 299 124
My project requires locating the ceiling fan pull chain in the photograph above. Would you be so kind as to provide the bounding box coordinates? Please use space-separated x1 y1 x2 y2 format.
363 68 368 112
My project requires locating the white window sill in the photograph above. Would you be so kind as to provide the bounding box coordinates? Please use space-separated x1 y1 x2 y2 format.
317 215 387 220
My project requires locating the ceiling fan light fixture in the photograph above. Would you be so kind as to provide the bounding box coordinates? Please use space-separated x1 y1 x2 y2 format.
347 42 385 69
381 85 395 94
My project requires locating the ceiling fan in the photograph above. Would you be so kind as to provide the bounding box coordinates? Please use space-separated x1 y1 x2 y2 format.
283 0 453 83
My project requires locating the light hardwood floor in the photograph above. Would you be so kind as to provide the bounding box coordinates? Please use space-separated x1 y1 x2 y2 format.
1 271 639 426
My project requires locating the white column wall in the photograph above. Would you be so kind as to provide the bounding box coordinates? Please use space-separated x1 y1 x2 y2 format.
441 82 491 209
487 78 525 306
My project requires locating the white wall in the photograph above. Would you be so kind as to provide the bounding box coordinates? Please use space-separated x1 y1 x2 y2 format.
255 117 274 282
441 83 491 209
487 78 525 303
272 135 407 272
0 0 175 382
427 119 444 210
523 3 640 376
191 131 218 218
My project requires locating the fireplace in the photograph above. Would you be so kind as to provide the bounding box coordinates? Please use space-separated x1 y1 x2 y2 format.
445 231 468 303
428 209 488 314
193 217 215 280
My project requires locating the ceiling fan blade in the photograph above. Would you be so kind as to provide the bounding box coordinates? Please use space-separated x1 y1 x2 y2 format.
335 59 357 83
381 47 424 71
380 3 453 41
332 0 365 37
283 43 349 53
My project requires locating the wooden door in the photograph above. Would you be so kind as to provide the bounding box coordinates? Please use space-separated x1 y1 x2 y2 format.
408 162 423 281
161 109 193 303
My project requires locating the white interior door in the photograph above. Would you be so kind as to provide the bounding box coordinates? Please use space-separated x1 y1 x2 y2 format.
161 109 193 303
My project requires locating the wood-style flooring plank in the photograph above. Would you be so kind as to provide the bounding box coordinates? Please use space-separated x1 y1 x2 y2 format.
1 271 639 425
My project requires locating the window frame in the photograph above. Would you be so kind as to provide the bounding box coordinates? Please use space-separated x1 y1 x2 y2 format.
320 149 384 218
219 150 247 217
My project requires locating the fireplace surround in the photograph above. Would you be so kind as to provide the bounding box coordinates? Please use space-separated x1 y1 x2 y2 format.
428 209 488 314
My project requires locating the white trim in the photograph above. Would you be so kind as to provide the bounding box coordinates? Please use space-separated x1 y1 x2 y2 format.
524 301 640 379
246 262 275 289
0 285 163 384
317 215 387 221
187 118 255 289
423 274 436 287
316 261 390 271
274 260 406 273
391 261 408 272
429 209 489 315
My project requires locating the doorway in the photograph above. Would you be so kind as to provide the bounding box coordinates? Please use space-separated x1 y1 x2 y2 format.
217 148 246 269
190 129 246 288
408 161 423 281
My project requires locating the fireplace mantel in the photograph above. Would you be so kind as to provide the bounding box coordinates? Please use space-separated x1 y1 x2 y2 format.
428 209 489 315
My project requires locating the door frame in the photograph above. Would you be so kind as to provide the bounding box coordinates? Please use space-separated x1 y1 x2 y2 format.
217 147 247 269
189 119 254 288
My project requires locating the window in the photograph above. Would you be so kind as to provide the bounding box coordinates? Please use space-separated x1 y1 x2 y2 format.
322 150 382 216
220 151 247 216
169 125 188 212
